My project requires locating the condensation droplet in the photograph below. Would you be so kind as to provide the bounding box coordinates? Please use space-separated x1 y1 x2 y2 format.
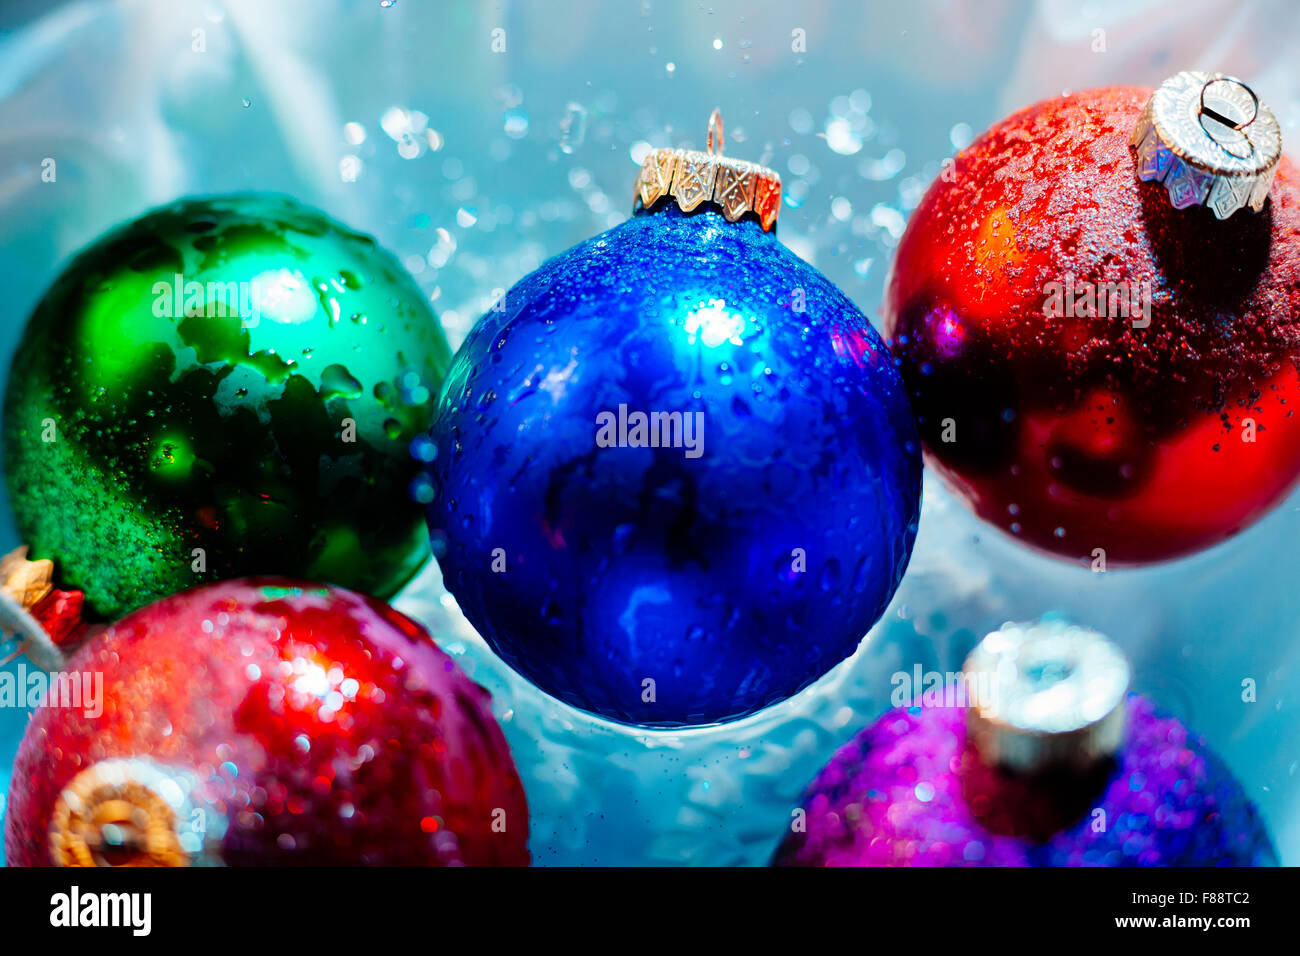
320 365 363 401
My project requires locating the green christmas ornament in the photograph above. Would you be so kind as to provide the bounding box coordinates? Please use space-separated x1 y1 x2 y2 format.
3 194 451 621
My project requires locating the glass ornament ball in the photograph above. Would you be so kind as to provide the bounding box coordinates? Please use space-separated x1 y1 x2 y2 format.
426 203 922 726
3 194 452 620
4 578 529 867
774 695 1277 867
883 85 1300 565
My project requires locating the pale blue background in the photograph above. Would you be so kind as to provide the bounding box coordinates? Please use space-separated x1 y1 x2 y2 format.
1 0 1297 865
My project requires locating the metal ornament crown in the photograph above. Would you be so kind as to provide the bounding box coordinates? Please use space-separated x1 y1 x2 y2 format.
1130 71 1281 219
964 621 1132 775
634 109 782 231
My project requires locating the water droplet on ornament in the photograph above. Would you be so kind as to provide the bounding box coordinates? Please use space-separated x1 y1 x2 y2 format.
852 555 874 592
320 364 363 400
819 558 841 591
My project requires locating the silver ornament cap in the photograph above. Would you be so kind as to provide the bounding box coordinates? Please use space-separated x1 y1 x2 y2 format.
964 620 1131 775
1130 70 1282 219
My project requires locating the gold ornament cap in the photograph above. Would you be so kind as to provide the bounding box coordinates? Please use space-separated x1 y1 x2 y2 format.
634 109 782 231
964 621 1131 775
49 758 226 867
1130 70 1281 219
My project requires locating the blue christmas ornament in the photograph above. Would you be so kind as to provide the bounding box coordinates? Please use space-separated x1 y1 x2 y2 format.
426 113 921 726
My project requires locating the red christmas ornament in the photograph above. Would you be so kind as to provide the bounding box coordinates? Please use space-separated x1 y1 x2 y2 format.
5 579 529 866
884 73 1300 564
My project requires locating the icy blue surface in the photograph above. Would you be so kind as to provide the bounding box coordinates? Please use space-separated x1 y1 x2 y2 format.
1 0 1298 865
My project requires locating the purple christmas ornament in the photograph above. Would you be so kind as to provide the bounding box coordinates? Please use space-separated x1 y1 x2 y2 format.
774 621 1277 867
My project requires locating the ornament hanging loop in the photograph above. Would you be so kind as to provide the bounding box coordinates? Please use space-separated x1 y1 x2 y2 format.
707 108 724 156
1198 75 1259 132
